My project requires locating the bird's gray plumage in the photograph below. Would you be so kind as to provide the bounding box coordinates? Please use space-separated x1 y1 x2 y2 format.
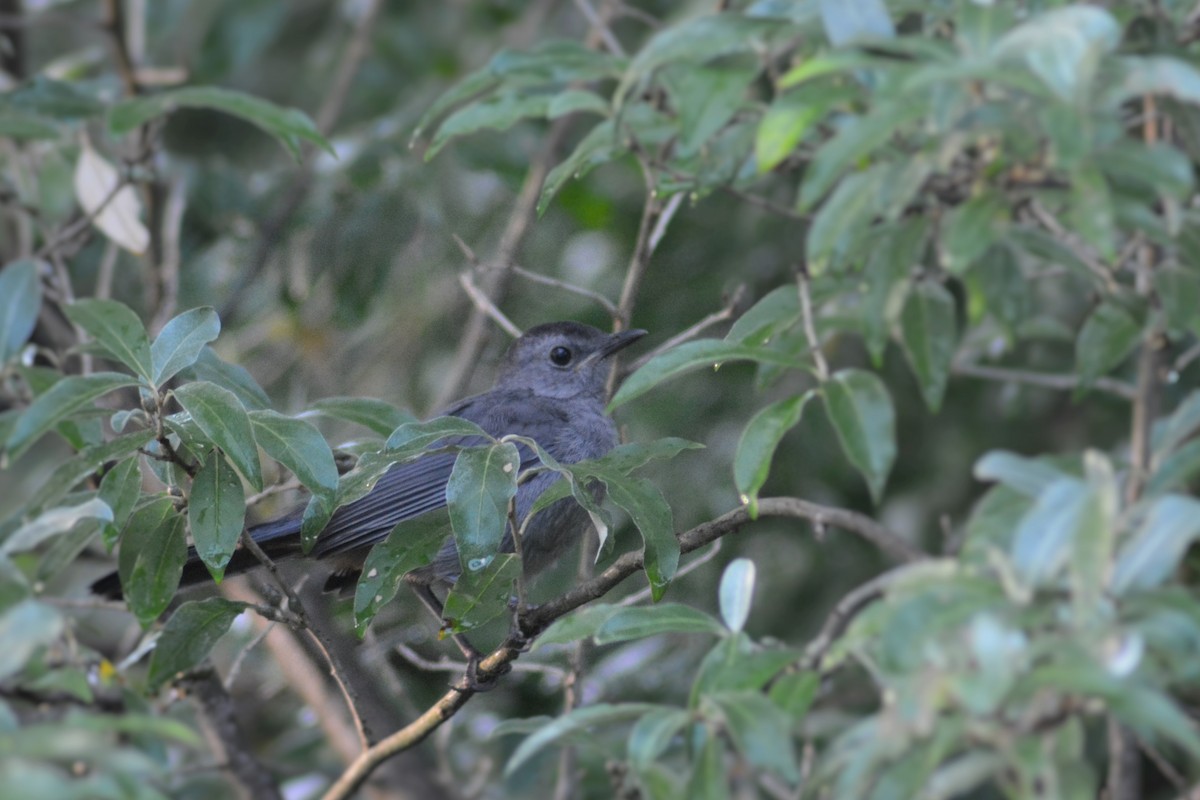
92 322 645 600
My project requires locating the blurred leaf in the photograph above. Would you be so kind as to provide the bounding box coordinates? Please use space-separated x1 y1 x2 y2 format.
628 707 691 768
443 553 520 633
822 369 895 503
505 703 659 777
6 373 139 460
185 348 271 411
1146 439 1200 498
353 510 450 635
718 559 756 633
73 138 149 255
386 416 490 451
1153 391 1200 460
799 102 924 208
63 299 153 382
611 339 803 410
118 497 187 628
0 260 42 364
1100 141 1194 202
899 281 957 412
691 635 801 705
0 600 62 681
970 244 1029 331
769 670 819 717
446 442 520 573
734 391 815 514
547 88 609 119
427 92 552 160
962 484 1033 562
686 728 730 800
819 0 894 45
1154 267 1200 335
1113 494 1200 594
595 603 725 644
992 6 1120 103
98 457 142 549
307 397 417 437
188 451 244 581
940 192 1006 274
249 410 337 550
725 285 799 345
146 598 246 691
707 690 799 782
534 603 621 648
0 498 111 556
806 164 890 273
861 219 927 364
22 429 153 515
0 110 61 139
1068 163 1116 260
756 89 827 173
150 307 220 386
779 50 878 88
1075 302 1140 392
1010 477 1092 588
974 451 1071 497
109 86 331 160
1106 55 1200 109
5 76 103 119
172 381 263 491
605 475 678 600
665 63 757 157
539 119 620 215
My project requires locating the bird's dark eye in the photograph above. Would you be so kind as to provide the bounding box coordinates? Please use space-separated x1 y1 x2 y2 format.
549 346 573 366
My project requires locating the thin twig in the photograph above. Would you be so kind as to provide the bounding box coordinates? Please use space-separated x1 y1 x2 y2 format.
458 273 522 338
953 362 1138 401
570 0 624 56
149 175 187 335
619 540 722 606
798 269 829 381
394 644 566 679
624 288 748 372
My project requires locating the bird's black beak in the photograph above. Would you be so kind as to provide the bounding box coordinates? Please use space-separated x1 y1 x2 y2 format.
597 328 647 360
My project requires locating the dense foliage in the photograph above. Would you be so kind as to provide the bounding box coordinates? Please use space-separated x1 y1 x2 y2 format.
3 1 1200 798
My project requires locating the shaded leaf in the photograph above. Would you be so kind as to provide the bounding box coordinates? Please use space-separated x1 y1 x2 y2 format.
386 416 490 451
819 0 894 46
188 451 245 581
446 442 520 573
992 6 1120 103
974 451 1070 497
1075 303 1140 391
353 510 451 635
442 553 520 633
822 369 896 502
0 600 63 681
940 192 1006 274
6 373 139 459
604 476 678 600
172 381 262 491
594 603 725 644
1069 163 1116 260
665 63 757 157
185 348 271 411
117 497 187 628
534 603 621 649
0 260 42 364
707 690 799 782
628 707 691 769
150 307 220 385
249 410 337 551
63 299 153 382
1 498 111 556
146 598 246 690
98 456 142 548
427 92 551 160
306 397 417 437
505 703 660 777
899 281 957 412
799 102 924 208
1011 477 1093 587
734 391 814 513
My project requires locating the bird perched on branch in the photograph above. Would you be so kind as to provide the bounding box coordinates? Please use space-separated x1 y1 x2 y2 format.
94 322 646 643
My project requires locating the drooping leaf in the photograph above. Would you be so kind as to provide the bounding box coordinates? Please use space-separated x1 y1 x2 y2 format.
446 442 521 573
184 348 271 411
63 299 153 382
0 260 43 364
426 92 552 160
718 558 756 633
1113 495 1200 594
353 510 452 635
442 553 520 633
248 410 338 551
6 373 139 459
899 281 958 412
188 451 245 581
604 475 678 600
146 598 246 690
109 86 332 160
150 307 221 385
664 62 757 157
1075 303 1140 392
172 381 263 491
594 603 726 644
822 369 896 503
733 391 814 513
0 498 112 556
504 703 660 777
117 496 187 628
98 456 142 549
533 603 622 649
306 397 417 438
385 416 491 451
73 138 149 254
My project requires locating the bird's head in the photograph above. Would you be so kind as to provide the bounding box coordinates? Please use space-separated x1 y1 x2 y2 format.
494 321 647 401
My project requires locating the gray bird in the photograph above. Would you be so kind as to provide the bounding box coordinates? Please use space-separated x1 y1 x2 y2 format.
95 322 645 633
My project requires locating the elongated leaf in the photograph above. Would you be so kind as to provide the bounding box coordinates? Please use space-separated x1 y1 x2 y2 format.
0 600 63 681
594 603 725 644
805 164 889 273
668 63 757 157
63 299 153 382
249 412 337 508
6 373 139 459
899 281 957 412
822 369 895 503
689 635 802 705
769 670 820 717
185 348 271 410
172 381 262 491
1104 55 1200 108
150 307 220 385
628 707 692 769
109 86 331 160
1075 303 1140 391
1 498 111 556
427 92 551 160
941 192 1006 274
98 457 143 549
1069 163 1116 260
386 416 490 451
22 429 153 516
611 339 804 410
353 509 452 635
505 703 660 777
442 553 520 633
973 451 1070 497
1113 495 1200 594
306 397 416 437
719 558 756 633
734 391 814 514
188 451 245 581
538 119 620 215
146 598 246 690
726 286 799 345
756 90 826 173
686 728 730 800
446 442 520 573
605 475 678 600
707 690 799 782
1153 391 1200 460
117 496 187 627
992 6 1120 103
1147 439 1200 497
0 260 42 364
533 603 622 649
1010 477 1092 587
73 139 149 254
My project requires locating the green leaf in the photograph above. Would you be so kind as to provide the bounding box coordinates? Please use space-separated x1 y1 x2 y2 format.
628 707 692 769
150 307 220 385
1113 495 1200 594
1105 55 1200 109
821 369 896 503
686 728 730 800
1069 163 1116 260
534 603 621 649
725 286 799 345
769 670 820 717
146 598 246 690
98 456 142 549
706 690 799 782
442 553 520 633
353 510 451 635
734 391 814 513
755 88 826 173
690 635 801 705
992 6 1120 103
185 348 271 410
546 88 610 119
0 110 58 139
538 119 620 215
861 218 928 364
1154 267 1200 335
605 476 678 600
899 281 957 412
0 260 43 364
62 299 154 382
779 50 879 88
970 244 1029 331
594 603 725 644
940 192 1007 274
1146 439 1200 497
664 63 757 157
6 373 139 459
188 451 245 581
21 429 153 516
172 381 262 491
1153 391 1200 460
610 339 804 410
718 558 756 633
1010 477 1093 588
385 416 491 451
6 76 103 119
504 703 660 777
0 600 63 681
109 86 331 160
805 164 890 273
117 496 187 627
973 451 1070 497
0 498 111 556
249 410 338 551
446 442 520 573
819 0 894 46
306 397 417 437
427 92 551 160
1075 303 1140 392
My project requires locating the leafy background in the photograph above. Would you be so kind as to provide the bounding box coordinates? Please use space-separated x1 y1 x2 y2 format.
3 1 1200 798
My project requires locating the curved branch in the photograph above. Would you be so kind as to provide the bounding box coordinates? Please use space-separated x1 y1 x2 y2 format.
320 496 922 800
